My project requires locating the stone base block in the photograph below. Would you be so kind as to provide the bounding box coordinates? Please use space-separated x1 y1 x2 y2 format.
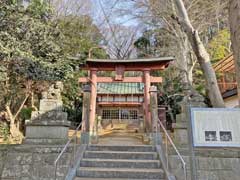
26 126 69 139
25 126 69 144
174 128 189 145
27 111 69 125
174 121 188 129
24 138 68 145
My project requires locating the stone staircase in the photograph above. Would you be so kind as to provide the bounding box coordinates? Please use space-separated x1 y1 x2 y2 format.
74 145 165 180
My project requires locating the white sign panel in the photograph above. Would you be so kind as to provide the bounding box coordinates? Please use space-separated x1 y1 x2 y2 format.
191 108 240 147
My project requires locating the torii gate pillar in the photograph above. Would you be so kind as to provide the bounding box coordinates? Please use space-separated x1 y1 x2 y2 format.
89 69 97 137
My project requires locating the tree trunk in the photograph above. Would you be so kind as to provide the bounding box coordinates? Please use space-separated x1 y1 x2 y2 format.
180 33 194 86
5 94 29 142
31 91 38 111
5 106 24 142
229 0 240 106
174 0 225 107
169 1 193 86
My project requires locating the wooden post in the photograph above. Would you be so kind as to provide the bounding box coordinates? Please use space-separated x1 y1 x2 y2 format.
222 74 226 92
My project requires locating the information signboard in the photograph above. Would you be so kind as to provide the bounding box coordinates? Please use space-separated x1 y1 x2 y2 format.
191 108 240 147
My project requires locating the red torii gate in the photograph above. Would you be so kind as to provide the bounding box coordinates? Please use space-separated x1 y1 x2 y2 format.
79 57 174 136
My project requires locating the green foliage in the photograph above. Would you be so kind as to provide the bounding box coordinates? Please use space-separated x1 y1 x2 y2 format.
134 36 151 57
155 67 184 128
58 15 108 60
192 67 205 95
191 30 230 98
0 0 74 122
62 72 83 122
208 29 231 63
0 65 7 82
134 28 177 58
0 1 72 80
27 0 52 19
0 122 10 141
0 0 109 139
19 107 34 120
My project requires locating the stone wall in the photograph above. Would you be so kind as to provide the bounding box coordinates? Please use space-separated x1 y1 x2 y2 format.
0 144 73 180
169 148 240 180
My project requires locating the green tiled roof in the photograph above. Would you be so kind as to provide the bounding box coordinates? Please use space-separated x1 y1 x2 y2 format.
97 83 144 94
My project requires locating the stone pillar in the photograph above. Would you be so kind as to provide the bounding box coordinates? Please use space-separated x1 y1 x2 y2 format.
150 86 162 145
89 69 97 140
173 101 190 146
150 86 158 132
173 91 207 147
81 85 91 144
144 69 151 132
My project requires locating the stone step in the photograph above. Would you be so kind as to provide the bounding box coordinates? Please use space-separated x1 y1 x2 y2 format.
80 158 161 169
87 145 155 152
98 137 144 145
75 178 164 180
76 167 165 179
83 151 157 160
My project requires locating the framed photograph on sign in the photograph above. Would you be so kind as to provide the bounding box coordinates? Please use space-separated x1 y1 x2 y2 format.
205 131 217 141
220 131 232 142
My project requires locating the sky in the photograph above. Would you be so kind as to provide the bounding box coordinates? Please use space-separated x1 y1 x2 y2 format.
89 0 147 59
91 0 141 27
